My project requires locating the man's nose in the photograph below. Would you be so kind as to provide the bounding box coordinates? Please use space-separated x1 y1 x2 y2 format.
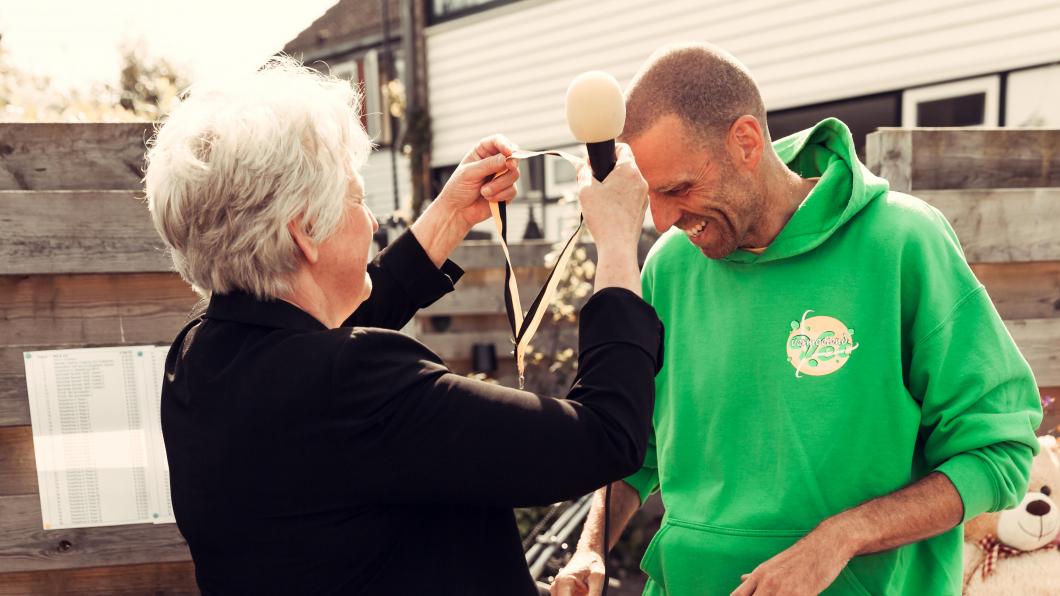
649 196 681 234
369 207 379 233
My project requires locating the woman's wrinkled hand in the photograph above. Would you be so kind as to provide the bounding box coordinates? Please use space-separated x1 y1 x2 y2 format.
435 134 521 229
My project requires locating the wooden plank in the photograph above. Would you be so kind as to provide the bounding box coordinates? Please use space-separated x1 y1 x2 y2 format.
417 330 516 363
0 426 37 496
0 274 198 426
0 350 33 428
1007 318 1060 387
446 237 655 271
0 273 199 349
866 128 1060 192
417 327 578 363
0 560 198 596
973 261 1060 320
865 128 911 192
0 191 170 274
0 495 190 572
920 188 1060 263
0 189 628 276
449 239 558 270
0 123 152 191
418 314 510 335
421 273 550 316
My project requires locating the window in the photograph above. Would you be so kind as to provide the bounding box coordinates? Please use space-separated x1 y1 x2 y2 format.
429 0 522 24
767 92 900 161
544 152 578 200
902 76 1000 127
330 49 405 146
430 165 458 199
519 155 545 202
1007 63 1060 127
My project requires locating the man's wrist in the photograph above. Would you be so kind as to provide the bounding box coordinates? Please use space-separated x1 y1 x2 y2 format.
817 511 870 560
575 514 607 556
575 534 606 556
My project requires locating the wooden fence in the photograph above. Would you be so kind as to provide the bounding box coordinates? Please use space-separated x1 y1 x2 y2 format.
867 127 1060 433
0 123 1058 592
0 123 196 593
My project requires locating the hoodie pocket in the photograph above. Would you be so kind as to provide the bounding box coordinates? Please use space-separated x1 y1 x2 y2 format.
640 522 672 581
641 516 883 595
836 567 873 596
641 517 807 594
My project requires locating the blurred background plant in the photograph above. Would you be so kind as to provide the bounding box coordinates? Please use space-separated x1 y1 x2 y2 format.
0 34 186 122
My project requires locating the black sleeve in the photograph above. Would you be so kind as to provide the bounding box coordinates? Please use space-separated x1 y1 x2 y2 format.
330 287 664 508
342 230 464 330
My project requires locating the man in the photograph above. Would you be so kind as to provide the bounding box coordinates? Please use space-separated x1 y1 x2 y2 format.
552 43 1042 595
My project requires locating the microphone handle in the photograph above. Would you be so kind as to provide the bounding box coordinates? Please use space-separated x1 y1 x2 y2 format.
586 139 616 182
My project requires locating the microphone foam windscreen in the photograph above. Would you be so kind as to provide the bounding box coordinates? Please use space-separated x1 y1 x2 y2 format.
565 71 625 143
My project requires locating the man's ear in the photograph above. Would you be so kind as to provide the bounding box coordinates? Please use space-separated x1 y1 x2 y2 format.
288 219 319 265
726 115 765 172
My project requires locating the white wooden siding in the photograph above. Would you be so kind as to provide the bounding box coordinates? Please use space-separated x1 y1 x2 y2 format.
362 148 411 217
426 0 1060 166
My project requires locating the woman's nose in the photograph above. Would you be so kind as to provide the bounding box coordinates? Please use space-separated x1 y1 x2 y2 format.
368 206 379 233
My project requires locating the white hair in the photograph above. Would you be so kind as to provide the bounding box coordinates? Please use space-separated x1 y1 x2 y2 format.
145 55 372 299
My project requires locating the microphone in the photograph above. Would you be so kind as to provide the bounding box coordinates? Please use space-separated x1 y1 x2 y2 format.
565 71 625 182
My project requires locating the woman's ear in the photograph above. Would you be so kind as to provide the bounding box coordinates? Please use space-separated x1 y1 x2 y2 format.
288 219 319 265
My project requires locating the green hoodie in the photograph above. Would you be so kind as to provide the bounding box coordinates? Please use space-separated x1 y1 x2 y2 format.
626 118 1042 595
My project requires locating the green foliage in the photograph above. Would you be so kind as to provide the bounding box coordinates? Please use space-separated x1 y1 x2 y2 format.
116 42 186 120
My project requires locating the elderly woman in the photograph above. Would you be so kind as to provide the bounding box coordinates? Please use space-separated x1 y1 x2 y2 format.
145 58 661 596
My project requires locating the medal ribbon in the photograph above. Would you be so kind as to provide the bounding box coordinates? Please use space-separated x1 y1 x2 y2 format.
488 149 585 388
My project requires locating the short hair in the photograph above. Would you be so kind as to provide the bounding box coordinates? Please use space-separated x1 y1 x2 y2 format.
145 55 372 299
622 43 768 145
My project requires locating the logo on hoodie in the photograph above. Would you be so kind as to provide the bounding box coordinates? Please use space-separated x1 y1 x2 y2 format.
786 310 858 377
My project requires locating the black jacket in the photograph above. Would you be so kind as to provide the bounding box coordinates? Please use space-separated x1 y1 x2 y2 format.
161 230 664 595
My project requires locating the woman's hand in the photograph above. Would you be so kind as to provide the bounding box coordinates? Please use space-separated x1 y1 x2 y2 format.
410 134 521 268
435 134 521 229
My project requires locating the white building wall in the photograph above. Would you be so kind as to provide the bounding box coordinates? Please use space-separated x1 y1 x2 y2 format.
361 148 412 218
427 0 1060 166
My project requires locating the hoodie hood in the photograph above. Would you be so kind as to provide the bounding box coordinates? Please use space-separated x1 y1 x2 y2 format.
722 117 890 264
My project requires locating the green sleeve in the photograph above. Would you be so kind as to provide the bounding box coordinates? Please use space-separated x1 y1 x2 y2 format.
624 425 659 503
902 204 1042 522
909 288 1041 522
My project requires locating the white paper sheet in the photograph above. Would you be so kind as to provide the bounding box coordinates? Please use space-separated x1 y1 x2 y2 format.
24 345 175 530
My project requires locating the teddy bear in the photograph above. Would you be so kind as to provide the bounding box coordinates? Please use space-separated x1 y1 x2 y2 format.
962 435 1060 595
